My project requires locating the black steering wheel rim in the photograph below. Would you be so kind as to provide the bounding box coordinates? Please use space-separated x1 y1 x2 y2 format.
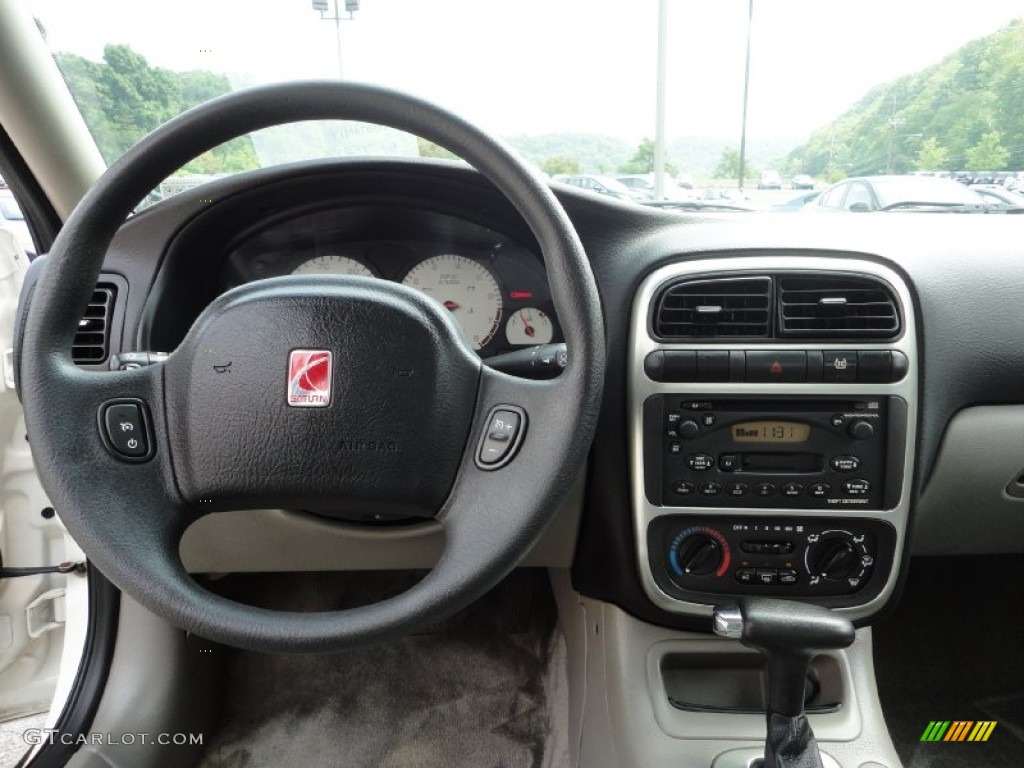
19 81 605 653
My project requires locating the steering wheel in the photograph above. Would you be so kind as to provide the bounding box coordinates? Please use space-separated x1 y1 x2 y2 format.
18 82 605 653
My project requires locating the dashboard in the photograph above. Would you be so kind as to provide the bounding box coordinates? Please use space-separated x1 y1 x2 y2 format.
29 158 1024 634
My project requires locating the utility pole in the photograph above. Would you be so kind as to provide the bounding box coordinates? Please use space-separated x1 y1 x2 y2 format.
312 0 359 79
737 0 754 191
653 0 669 199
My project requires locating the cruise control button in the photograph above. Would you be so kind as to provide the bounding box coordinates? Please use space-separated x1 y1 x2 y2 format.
725 482 749 497
779 569 799 585
781 482 803 497
699 482 722 496
830 455 860 472
843 479 871 496
102 401 150 459
477 408 523 466
754 482 777 497
755 569 778 585
735 568 755 585
807 482 831 498
687 453 715 470
671 480 696 496
746 351 807 382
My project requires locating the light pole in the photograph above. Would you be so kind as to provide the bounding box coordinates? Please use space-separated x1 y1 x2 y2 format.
654 0 669 199
737 0 754 191
312 0 359 79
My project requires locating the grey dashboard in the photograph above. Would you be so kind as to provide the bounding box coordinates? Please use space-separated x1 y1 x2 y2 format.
31 158 1024 630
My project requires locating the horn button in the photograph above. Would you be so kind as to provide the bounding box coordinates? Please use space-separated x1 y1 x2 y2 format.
163 277 481 518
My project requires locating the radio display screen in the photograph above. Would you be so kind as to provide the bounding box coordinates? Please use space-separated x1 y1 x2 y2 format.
731 421 811 443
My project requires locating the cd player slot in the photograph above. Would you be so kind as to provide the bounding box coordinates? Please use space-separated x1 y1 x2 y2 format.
732 452 822 473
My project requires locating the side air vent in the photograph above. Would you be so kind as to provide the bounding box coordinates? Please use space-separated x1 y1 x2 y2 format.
71 285 116 364
778 275 899 338
655 277 771 338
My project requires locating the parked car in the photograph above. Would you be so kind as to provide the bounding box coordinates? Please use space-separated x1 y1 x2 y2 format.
790 173 815 190
772 190 821 211
757 170 782 189
0 189 35 256
615 174 656 200
559 174 641 201
969 184 1024 208
811 175 993 212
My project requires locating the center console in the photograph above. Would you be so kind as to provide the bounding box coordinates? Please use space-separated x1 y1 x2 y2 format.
629 256 917 622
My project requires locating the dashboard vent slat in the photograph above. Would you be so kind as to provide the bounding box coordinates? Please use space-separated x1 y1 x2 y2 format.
655 277 771 338
778 276 898 337
71 285 116 364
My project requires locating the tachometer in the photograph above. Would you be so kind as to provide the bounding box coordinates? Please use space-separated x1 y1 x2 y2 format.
402 254 502 350
292 255 374 276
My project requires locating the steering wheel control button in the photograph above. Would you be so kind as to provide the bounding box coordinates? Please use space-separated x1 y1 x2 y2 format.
822 351 857 382
687 453 715 471
830 455 860 472
99 400 152 462
745 351 807 382
843 479 871 496
475 405 527 470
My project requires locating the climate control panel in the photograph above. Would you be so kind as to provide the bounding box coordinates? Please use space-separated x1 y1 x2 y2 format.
648 515 897 607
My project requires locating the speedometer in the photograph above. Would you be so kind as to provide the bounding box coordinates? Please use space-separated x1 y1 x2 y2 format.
292 255 374 276
402 254 502 350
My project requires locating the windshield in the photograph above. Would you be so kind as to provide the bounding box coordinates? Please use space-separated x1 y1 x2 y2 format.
28 1 1024 208
0 195 24 220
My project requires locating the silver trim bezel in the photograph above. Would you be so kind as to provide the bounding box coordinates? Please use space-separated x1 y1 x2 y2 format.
628 255 918 621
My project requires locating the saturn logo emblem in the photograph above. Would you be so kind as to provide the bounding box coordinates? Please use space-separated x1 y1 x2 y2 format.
287 350 332 407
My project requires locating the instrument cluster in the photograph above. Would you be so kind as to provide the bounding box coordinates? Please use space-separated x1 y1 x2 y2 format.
222 206 561 358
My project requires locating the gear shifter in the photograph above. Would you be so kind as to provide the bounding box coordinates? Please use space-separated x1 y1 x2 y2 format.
713 598 855 768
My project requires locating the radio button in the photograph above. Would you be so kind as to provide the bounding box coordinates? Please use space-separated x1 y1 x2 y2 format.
687 453 715 471
669 442 683 454
807 482 832 498
779 569 799 585
671 480 696 496
830 455 860 472
781 482 803 497
754 482 777 497
701 413 717 427
746 351 807 382
830 413 846 428
725 482 749 497
735 568 756 585
823 351 858 382
718 453 739 471
843 479 871 496
699 482 722 496
755 569 778 585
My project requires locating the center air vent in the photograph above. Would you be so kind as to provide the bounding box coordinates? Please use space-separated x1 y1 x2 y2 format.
71 285 116 364
655 277 771 338
778 275 898 338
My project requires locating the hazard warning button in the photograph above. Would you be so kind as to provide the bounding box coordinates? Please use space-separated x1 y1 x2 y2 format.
745 351 807 382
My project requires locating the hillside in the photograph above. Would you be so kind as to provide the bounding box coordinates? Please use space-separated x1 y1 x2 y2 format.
783 19 1024 177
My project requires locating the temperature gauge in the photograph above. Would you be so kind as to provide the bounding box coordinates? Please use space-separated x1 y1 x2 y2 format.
505 307 553 345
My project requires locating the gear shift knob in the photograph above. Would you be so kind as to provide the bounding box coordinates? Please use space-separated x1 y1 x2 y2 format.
713 598 854 768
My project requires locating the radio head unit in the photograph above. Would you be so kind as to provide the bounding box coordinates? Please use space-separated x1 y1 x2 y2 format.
643 396 906 511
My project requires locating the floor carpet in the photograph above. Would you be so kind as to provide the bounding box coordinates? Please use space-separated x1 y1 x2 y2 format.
196 570 569 768
873 555 1024 768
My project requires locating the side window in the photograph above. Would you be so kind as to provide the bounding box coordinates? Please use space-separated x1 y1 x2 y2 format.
819 183 847 209
844 182 874 211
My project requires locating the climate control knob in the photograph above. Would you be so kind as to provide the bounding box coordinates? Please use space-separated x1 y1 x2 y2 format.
809 536 859 580
674 534 723 576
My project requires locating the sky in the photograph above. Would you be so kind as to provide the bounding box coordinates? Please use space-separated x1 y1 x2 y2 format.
29 0 1024 146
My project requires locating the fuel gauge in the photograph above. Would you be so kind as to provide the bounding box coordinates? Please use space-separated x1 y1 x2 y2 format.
505 307 553 345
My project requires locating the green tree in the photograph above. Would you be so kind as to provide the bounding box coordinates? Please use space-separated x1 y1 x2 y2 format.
713 147 755 180
618 137 677 175
416 138 457 160
914 137 950 170
541 156 580 176
965 131 1010 170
